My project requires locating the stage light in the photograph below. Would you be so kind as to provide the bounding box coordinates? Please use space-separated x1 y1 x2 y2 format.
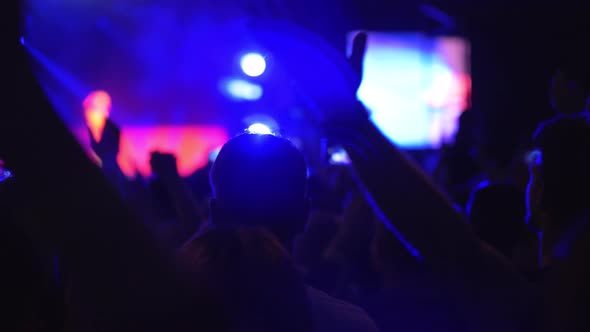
224 78 263 100
83 90 112 142
240 53 266 77
247 123 273 135
20 36 25 45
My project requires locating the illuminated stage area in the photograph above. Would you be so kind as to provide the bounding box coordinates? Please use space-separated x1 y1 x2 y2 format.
73 124 228 177
22 1 470 176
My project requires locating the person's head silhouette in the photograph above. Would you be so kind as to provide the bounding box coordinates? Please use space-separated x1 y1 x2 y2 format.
527 114 590 256
550 70 589 114
210 133 308 248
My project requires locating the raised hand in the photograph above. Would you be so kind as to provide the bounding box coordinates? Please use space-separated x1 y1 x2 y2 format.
349 32 368 92
150 151 180 182
150 151 204 237
321 32 371 152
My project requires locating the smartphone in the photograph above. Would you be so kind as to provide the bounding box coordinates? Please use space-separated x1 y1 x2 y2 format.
321 139 351 165
329 146 351 165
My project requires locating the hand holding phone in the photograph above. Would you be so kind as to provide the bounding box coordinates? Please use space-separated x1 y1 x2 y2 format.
329 147 351 165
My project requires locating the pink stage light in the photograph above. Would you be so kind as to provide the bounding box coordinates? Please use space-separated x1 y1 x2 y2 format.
74 126 228 177
118 126 228 177
78 90 228 177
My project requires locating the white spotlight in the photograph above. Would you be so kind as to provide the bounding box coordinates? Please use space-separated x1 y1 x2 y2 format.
247 123 273 135
240 53 266 77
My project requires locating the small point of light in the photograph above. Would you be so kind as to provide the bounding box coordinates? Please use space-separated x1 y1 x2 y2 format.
209 147 222 163
240 53 266 77
20 37 25 45
329 149 351 165
224 79 263 100
247 123 273 135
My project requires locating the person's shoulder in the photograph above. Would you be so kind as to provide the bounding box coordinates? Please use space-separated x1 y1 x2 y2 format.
306 286 379 332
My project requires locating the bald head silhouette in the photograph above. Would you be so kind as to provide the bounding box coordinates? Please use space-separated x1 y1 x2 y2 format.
210 133 308 246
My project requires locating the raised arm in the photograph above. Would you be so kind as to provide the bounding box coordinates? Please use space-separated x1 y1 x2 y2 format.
320 37 537 332
330 114 482 269
151 152 204 240
324 34 523 277
2 42 220 332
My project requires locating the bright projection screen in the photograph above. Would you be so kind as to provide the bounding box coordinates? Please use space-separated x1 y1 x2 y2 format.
348 32 471 149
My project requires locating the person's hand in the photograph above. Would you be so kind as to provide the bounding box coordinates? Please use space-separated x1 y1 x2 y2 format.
322 32 371 136
318 32 376 164
349 32 367 92
150 152 180 182
89 119 120 165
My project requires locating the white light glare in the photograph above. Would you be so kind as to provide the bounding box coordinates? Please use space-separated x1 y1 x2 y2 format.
247 123 273 135
240 53 266 77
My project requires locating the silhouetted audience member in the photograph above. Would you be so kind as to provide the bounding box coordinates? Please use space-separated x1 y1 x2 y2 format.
186 159 214 202
178 226 312 332
294 166 358 294
186 160 215 223
359 222 455 332
2 175 63 332
434 110 483 206
467 181 538 275
550 70 588 115
527 114 590 331
209 133 378 332
6 45 228 332
467 181 534 258
320 190 378 299
150 151 204 247
323 75 535 332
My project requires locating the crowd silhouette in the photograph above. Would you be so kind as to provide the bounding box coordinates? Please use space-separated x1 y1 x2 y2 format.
3 11 590 332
